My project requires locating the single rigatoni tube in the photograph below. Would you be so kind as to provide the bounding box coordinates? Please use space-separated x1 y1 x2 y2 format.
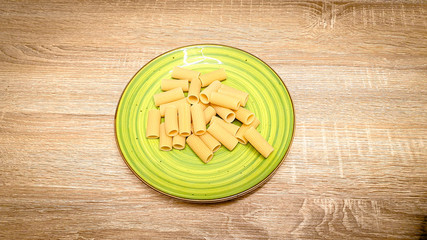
234 107 255 125
244 127 274 158
186 134 213 163
164 106 178 137
173 135 186 150
218 85 249 107
236 117 260 144
191 103 206 135
207 121 238 151
153 88 185 106
159 98 187 117
199 80 222 104
203 106 216 124
199 132 221 152
171 66 200 81
159 123 172 151
178 102 191 136
146 109 160 139
210 92 240 110
161 79 189 91
211 105 235 123
210 116 239 136
187 77 201 104
199 68 227 87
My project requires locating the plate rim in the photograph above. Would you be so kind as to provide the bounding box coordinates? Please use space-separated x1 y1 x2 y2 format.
114 44 295 203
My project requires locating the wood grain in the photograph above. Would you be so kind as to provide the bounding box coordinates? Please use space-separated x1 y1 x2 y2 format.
0 0 426 239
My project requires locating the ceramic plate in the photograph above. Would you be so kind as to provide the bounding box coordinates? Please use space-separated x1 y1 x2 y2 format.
115 44 294 202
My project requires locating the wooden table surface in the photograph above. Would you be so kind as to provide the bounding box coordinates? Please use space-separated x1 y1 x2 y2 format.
1 1 426 239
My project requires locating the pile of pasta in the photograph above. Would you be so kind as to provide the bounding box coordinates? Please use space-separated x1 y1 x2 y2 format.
145 66 274 163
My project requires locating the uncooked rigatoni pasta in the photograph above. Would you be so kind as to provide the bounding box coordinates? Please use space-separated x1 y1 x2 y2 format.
171 66 200 81
199 68 227 87
191 103 206 135
211 105 235 123
187 77 201 104
161 79 189 91
145 66 275 163
234 107 255 125
199 80 222 104
210 92 240 110
235 117 260 144
218 84 249 107
172 135 186 150
178 102 191 137
207 121 238 151
199 102 209 111
146 109 160 139
164 106 178 137
187 134 213 163
153 87 185 106
203 106 216 124
210 116 239 136
244 127 274 158
159 98 187 117
159 123 172 151
199 132 221 152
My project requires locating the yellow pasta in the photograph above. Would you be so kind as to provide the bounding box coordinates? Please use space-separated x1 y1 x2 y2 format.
218 84 249 107
172 135 186 150
210 92 240 110
164 106 178 137
199 102 209 111
203 106 216 124
161 79 189 91
153 87 185 106
211 105 235 123
199 68 227 87
187 77 201 104
199 132 221 152
187 134 213 163
145 109 160 139
234 107 255 125
147 66 276 163
178 102 191 136
171 66 200 81
191 103 206 135
236 117 260 144
199 80 222 104
159 98 187 117
210 116 239 136
207 121 238 151
159 123 172 151
244 127 274 158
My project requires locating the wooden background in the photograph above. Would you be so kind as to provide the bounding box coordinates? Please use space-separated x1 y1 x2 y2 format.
1 0 426 239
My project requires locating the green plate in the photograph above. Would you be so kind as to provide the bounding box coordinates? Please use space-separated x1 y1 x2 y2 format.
115 44 295 202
